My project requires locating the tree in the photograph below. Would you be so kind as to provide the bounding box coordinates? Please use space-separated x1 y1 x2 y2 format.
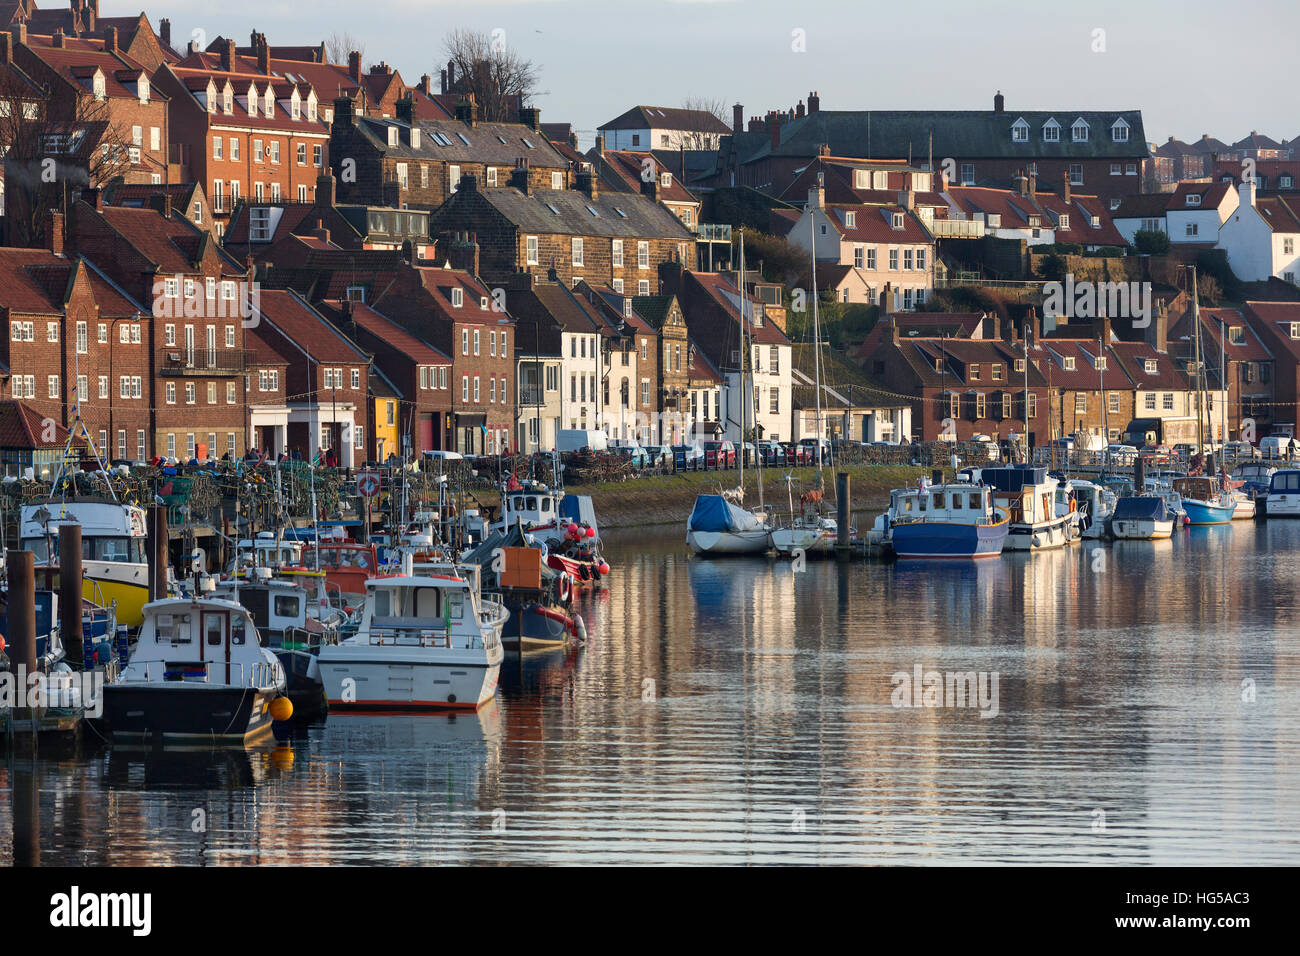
0 70 132 248
678 96 730 149
1133 229 1170 255
326 32 365 65
441 28 539 123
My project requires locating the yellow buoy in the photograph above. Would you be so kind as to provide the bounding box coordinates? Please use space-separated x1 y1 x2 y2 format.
270 746 295 770
270 696 294 721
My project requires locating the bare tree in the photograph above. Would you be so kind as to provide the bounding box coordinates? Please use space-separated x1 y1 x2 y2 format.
442 28 539 123
678 96 730 149
326 32 365 65
0 71 132 248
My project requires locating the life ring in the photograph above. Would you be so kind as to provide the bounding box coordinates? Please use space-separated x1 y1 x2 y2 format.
558 572 572 604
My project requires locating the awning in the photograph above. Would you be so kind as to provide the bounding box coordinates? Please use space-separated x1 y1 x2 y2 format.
454 413 487 427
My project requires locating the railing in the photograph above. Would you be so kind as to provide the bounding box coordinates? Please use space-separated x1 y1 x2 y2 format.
934 277 1045 291
160 348 254 376
141 659 281 688
697 223 732 242
518 386 544 405
365 625 457 649
930 219 986 239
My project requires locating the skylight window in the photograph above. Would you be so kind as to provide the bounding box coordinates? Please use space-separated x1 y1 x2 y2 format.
457 132 471 146
614 208 628 218
587 206 599 217
497 135 507 144
546 203 560 214
522 138 535 149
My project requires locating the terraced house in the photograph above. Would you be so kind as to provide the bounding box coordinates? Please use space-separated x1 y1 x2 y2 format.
429 169 694 294
328 93 568 211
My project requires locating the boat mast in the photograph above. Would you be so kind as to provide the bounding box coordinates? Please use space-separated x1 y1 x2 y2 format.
1191 266 1206 456
809 208 825 477
1099 334 1107 471
1022 320 1030 464
737 230 746 492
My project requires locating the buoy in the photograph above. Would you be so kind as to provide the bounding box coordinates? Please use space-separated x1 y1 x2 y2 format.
574 614 587 643
597 561 610 576
270 696 294 721
0 635 6 654
585 527 596 538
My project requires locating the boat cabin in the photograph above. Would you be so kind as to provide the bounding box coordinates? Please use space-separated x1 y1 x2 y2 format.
20 501 148 564
889 484 995 524
125 599 277 687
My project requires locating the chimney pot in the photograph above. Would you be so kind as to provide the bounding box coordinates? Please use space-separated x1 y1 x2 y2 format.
994 90 1005 113
732 102 743 135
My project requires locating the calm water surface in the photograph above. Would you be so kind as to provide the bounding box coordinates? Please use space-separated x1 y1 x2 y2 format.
5 514 1300 865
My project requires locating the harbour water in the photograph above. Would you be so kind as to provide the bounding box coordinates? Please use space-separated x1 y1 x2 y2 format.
4 517 1299 865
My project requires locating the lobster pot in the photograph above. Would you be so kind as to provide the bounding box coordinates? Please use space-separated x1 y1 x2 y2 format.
195 442 209 460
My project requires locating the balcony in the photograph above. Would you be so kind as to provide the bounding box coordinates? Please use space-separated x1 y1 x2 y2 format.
929 218 986 239
697 223 732 243
518 386 544 405
160 349 253 376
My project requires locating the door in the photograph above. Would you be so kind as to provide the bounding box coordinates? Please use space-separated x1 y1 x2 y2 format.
418 414 434 454
204 611 229 683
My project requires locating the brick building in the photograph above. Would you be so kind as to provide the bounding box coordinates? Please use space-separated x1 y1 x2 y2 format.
429 171 694 294
630 293 691 443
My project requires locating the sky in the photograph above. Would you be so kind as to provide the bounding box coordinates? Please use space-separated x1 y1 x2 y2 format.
155 0 1298 151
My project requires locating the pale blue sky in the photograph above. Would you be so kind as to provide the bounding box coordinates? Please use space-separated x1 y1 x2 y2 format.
156 0 1298 150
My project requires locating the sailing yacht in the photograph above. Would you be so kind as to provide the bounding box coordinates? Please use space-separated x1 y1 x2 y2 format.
686 232 770 556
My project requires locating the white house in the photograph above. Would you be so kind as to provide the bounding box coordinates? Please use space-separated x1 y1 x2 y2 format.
1112 193 1171 246
597 105 731 152
1217 182 1300 284
1166 181 1238 245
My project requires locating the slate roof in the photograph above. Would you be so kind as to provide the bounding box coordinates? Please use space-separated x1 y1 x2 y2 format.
473 185 693 240
1113 193 1172 219
353 114 568 168
600 106 730 134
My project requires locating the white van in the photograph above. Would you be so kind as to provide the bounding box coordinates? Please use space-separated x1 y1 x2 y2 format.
556 429 609 453
1260 436 1300 459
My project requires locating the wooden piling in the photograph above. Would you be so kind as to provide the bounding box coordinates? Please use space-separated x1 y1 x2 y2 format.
836 472 850 547
58 524 84 669
6 549 36 678
147 504 168 600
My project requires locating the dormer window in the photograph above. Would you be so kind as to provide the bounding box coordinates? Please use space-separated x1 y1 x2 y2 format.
291 91 301 120
307 93 317 122
987 213 1001 227
1011 118 1029 142
93 69 106 101
137 75 149 104
203 79 215 112
223 84 233 114
1111 118 1130 142
1090 215 1100 228
451 287 463 308
263 89 274 118
1229 326 1244 345
247 85 257 117
387 126 398 147
1071 118 1089 142
1058 214 1070 230
660 172 671 188
1042 118 1060 142
1144 359 1157 373
1096 356 1107 370
1290 323 1300 340
1063 356 1076 371
1186 194 1201 206
1282 175 1294 189
411 128 420 149
854 170 869 189
891 212 904 229
845 211 856 228
1029 215 1040 227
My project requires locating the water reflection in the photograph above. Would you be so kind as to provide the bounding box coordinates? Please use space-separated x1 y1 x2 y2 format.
4 521 1299 864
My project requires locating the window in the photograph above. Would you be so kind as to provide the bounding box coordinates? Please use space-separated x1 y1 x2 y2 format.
473 329 480 355
452 287 464 308
638 241 649 269
463 376 469 402
853 245 864 268
1058 214 1070 230
903 249 913 270
1011 118 1029 142
100 377 109 399
473 376 480 402
227 382 236 404
526 236 538 265
866 248 877 270
1144 393 1157 411
486 166 497 186
185 383 195 404
917 249 927 270
960 163 975 185
638 280 650 295
490 378 496 403
1063 356 1076 371
47 375 59 399
1186 194 1201 206
207 383 216 404
395 163 408 189
1112 120 1129 143
137 430 146 460
1069 164 1083 185
1284 238 1295 255
889 249 899 270
1186 223 1199 237
351 368 360 389
1109 393 1120 414
1144 359 1158 374
213 136 223 160
1071 119 1089 142
571 237 584 267
313 145 322 167
1074 393 1087 415
1014 359 1025 373
551 171 562 190
354 425 364 451
892 212 905 229
1043 120 1060 142
1126 163 1137 176
1163 393 1174 411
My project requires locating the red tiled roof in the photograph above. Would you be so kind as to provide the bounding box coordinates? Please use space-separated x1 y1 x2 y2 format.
95 206 243 277
824 203 932 244
0 400 78 450
1172 307 1273 363
0 248 72 313
687 340 724 384
254 289 368 364
326 301 450 365
1169 180 1233 209
686 271 791 347
1242 301 1300 359
1255 195 1300 233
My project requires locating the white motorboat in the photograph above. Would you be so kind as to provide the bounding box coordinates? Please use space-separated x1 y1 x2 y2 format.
980 466 1076 551
318 559 507 710
1110 496 1176 540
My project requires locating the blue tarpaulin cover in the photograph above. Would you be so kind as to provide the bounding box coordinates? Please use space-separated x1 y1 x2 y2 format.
688 495 763 533
981 466 1047 492
559 494 599 535
1113 496 1170 521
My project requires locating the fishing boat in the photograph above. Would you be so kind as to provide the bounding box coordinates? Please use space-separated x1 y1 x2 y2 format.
101 597 289 744
980 465 1076 551
1110 495 1176 540
1230 487 1257 520
1067 480 1117 539
1172 476 1235 525
20 500 151 627
873 480 1010 558
463 527 584 650
300 536 387 598
1265 469 1300 517
318 558 507 710
1232 463 1276 500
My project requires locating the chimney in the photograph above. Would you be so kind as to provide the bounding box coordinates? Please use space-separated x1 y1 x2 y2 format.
255 32 269 75
81 186 103 211
509 160 530 194
316 173 336 208
994 90 1005 114
159 18 171 49
459 173 477 194
641 174 658 201
450 231 480 277
419 74 431 95
518 106 541 131
1027 166 1037 196
103 25 117 54
1153 299 1169 353
880 282 893 316
898 188 914 211
0 32 9 64
595 133 604 157
314 218 330 245
52 29 65 48
84 8 95 31
732 102 743 135
439 68 447 94
1015 170 1028 197
333 96 354 129
1062 171 1071 204
808 185 824 209
11 23 26 46
46 211 64 256
348 50 361 83
796 100 805 119
220 38 235 73
808 90 820 114
447 60 455 91
396 94 415 126
1239 178 1256 208
768 112 780 150
148 191 172 218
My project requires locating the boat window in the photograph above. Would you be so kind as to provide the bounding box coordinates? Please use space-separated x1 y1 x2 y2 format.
83 536 143 562
969 493 982 509
157 613 182 643
274 595 300 618
934 493 946 510
374 590 391 616
901 498 913 513
513 497 525 511
231 616 247 645
527 496 538 510
542 498 552 512
416 587 440 618
206 616 223 645
447 590 464 619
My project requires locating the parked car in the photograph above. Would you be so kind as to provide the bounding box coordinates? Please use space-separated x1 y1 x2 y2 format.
614 445 650 469
701 440 736 468
1260 435 1300 459
782 442 813 465
1106 443 1139 465
641 445 672 469
1140 444 1173 465
758 441 787 465
672 444 704 471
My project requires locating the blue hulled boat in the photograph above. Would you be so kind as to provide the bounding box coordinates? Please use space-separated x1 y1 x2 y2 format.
874 481 1010 558
1172 477 1235 525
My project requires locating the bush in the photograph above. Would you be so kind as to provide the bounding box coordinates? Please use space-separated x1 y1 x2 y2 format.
1133 230 1170 255
1037 252 1068 282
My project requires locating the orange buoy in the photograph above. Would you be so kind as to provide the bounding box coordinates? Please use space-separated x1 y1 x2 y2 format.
270 696 294 721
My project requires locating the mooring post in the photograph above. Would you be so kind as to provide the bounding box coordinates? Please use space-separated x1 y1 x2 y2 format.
837 472 850 547
147 504 168 600
6 549 37 752
58 524 84 669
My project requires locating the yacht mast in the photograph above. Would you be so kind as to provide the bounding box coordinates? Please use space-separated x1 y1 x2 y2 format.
1191 266 1206 455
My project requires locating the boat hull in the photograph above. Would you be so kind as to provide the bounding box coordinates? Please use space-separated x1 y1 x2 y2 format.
319 645 502 710
1182 499 1235 525
1112 518 1175 540
770 526 840 555
1265 494 1300 517
102 684 278 744
891 519 1009 559
1004 514 1075 551
37 565 149 628
500 599 572 649
686 529 770 555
